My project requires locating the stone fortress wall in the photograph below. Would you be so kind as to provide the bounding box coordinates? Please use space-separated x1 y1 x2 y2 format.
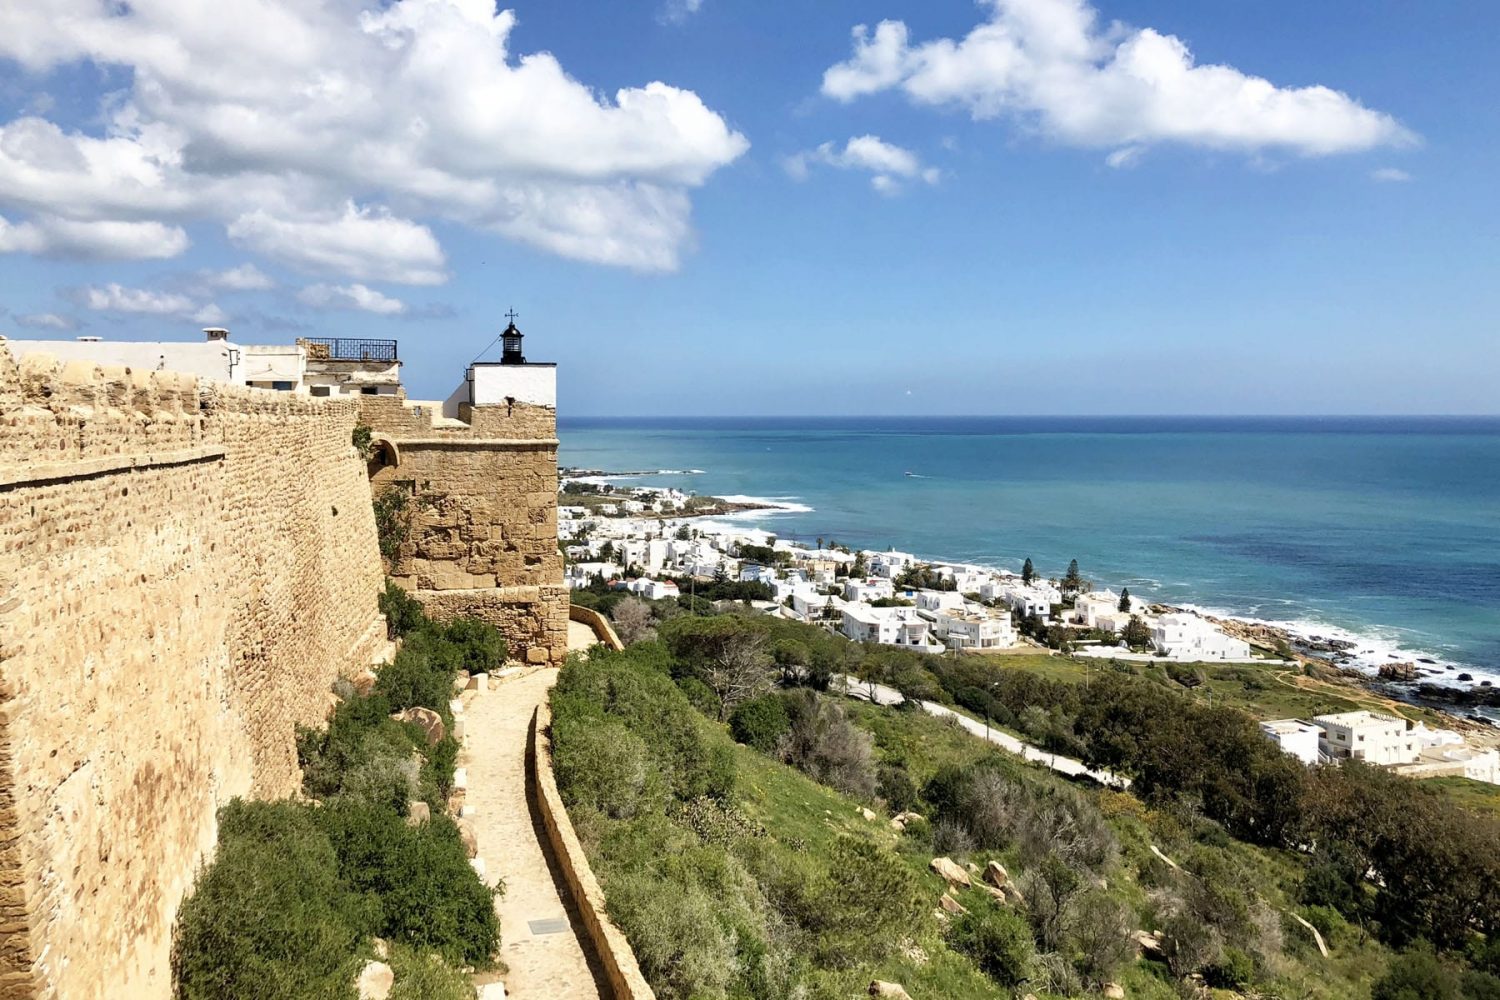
360 392 568 667
0 342 388 1000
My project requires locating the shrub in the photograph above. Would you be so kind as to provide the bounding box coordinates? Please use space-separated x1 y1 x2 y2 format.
876 763 919 813
375 643 454 715
553 719 651 819
799 837 927 967
779 691 877 799
441 616 508 673
1203 946 1255 989
173 801 370 1000
1372 947 1461 1000
379 580 426 638
388 944 475 1000
728 695 792 753
317 803 498 967
948 902 1036 989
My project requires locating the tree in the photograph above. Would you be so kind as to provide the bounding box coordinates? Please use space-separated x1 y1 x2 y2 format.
611 598 655 645
816 536 824 550
1063 559 1082 594
664 616 772 721
599 540 616 563
1021 557 1035 586
674 524 692 541
851 551 868 578
1372 947 1461 1000
1122 615 1152 649
1118 587 1131 613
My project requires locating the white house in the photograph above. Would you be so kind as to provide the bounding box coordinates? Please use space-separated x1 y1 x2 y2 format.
1259 719 1323 766
1073 591 1147 628
932 608 1016 650
628 578 680 601
1313 711 1419 765
843 578 895 603
566 562 622 588
870 550 917 579
1000 583 1060 619
840 604 942 652
1151 613 1251 661
914 589 966 613
740 564 779 586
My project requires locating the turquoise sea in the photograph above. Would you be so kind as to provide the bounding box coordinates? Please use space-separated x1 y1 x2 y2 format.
558 417 1500 681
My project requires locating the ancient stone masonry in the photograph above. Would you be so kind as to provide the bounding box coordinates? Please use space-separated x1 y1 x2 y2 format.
0 343 387 1000
361 389 567 666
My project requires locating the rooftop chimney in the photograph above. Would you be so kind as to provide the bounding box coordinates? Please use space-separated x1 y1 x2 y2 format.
203 327 230 342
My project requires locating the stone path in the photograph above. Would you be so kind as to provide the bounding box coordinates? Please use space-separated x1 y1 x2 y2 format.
463 668 608 998
567 619 599 653
836 674 1129 788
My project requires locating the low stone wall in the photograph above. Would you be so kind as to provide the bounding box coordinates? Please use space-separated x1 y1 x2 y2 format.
529 702 655 1000
416 584 569 666
568 605 625 652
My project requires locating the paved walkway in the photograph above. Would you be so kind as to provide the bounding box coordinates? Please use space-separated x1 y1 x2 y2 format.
567 619 599 653
463 668 608 998
836 674 1129 788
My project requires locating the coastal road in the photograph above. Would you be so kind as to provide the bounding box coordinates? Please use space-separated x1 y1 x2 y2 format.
835 675 1129 788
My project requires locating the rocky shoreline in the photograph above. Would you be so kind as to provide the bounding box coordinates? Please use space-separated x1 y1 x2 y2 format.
1158 605 1500 734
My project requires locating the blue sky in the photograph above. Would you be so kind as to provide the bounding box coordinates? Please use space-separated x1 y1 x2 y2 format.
0 0 1495 414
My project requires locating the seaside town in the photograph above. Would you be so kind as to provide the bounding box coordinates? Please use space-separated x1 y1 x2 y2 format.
561 472 1500 786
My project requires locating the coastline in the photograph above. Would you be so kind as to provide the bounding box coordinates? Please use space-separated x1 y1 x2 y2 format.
569 466 1500 729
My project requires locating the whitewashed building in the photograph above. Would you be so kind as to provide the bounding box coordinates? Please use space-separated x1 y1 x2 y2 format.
933 608 1016 650
840 604 942 652
1313 711 1419 765
1151 613 1251 660
843 578 895 603
914 589 966 612
1260 719 1323 765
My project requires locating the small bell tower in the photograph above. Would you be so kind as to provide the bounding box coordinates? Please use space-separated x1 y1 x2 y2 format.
500 308 525 365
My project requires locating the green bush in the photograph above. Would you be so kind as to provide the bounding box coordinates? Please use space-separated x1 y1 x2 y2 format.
1203 946 1255 989
876 762 918 813
173 801 370 1000
387 944 475 1000
441 616 508 673
947 902 1036 989
375 643 454 715
379 580 426 638
1372 947 1461 1000
317 803 499 967
728 695 791 753
553 718 652 818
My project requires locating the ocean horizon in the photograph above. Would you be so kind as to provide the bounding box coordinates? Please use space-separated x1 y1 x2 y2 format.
559 415 1500 684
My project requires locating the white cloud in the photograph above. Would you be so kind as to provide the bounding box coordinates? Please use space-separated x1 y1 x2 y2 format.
229 204 446 285
76 282 224 323
0 212 188 259
1371 167 1412 182
14 312 80 331
822 0 1416 162
785 135 940 195
296 282 406 316
658 0 704 25
0 0 748 274
205 263 274 291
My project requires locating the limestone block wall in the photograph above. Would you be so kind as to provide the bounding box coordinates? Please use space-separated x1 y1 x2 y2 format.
0 343 387 1000
362 392 567 666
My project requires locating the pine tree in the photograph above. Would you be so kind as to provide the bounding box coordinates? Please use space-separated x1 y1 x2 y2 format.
1063 559 1082 593
1022 557 1035 586
1118 588 1131 613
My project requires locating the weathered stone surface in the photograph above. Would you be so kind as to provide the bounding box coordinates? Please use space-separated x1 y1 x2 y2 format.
869 982 913 999
977 884 1008 903
391 706 445 746
930 856 972 888
406 801 431 826
0 346 387 1000
1102 983 1125 1000
458 820 479 859
939 893 968 915
357 960 395 1000
859 807 877 821
1132 929 1164 957
984 860 1009 888
890 810 924 831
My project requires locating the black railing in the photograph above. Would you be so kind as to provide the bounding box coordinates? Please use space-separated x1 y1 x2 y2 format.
301 338 398 362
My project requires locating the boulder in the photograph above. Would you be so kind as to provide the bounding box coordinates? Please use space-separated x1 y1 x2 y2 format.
357 960 394 1000
458 821 479 858
371 938 389 960
868 981 913 999
1002 884 1025 907
929 856 971 889
405 801 431 826
1102 984 1125 1000
1132 930 1164 958
984 860 1009 888
939 893 968 915
890 810 924 831
976 884 1008 904
391 706 445 746
860 807 877 822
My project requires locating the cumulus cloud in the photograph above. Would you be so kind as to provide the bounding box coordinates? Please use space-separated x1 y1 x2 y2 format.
0 212 188 259
0 0 748 274
821 0 1416 162
658 0 704 25
297 282 406 316
75 282 224 323
14 312 81 331
229 204 447 285
785 135 939 195
1371 167 1412 182
204 263 275 291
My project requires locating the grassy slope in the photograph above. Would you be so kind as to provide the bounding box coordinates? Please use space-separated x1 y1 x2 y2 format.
844 701 1393 1000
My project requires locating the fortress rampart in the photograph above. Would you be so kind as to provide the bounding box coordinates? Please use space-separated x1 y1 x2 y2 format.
0 343 387 1000
360 389 568 666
